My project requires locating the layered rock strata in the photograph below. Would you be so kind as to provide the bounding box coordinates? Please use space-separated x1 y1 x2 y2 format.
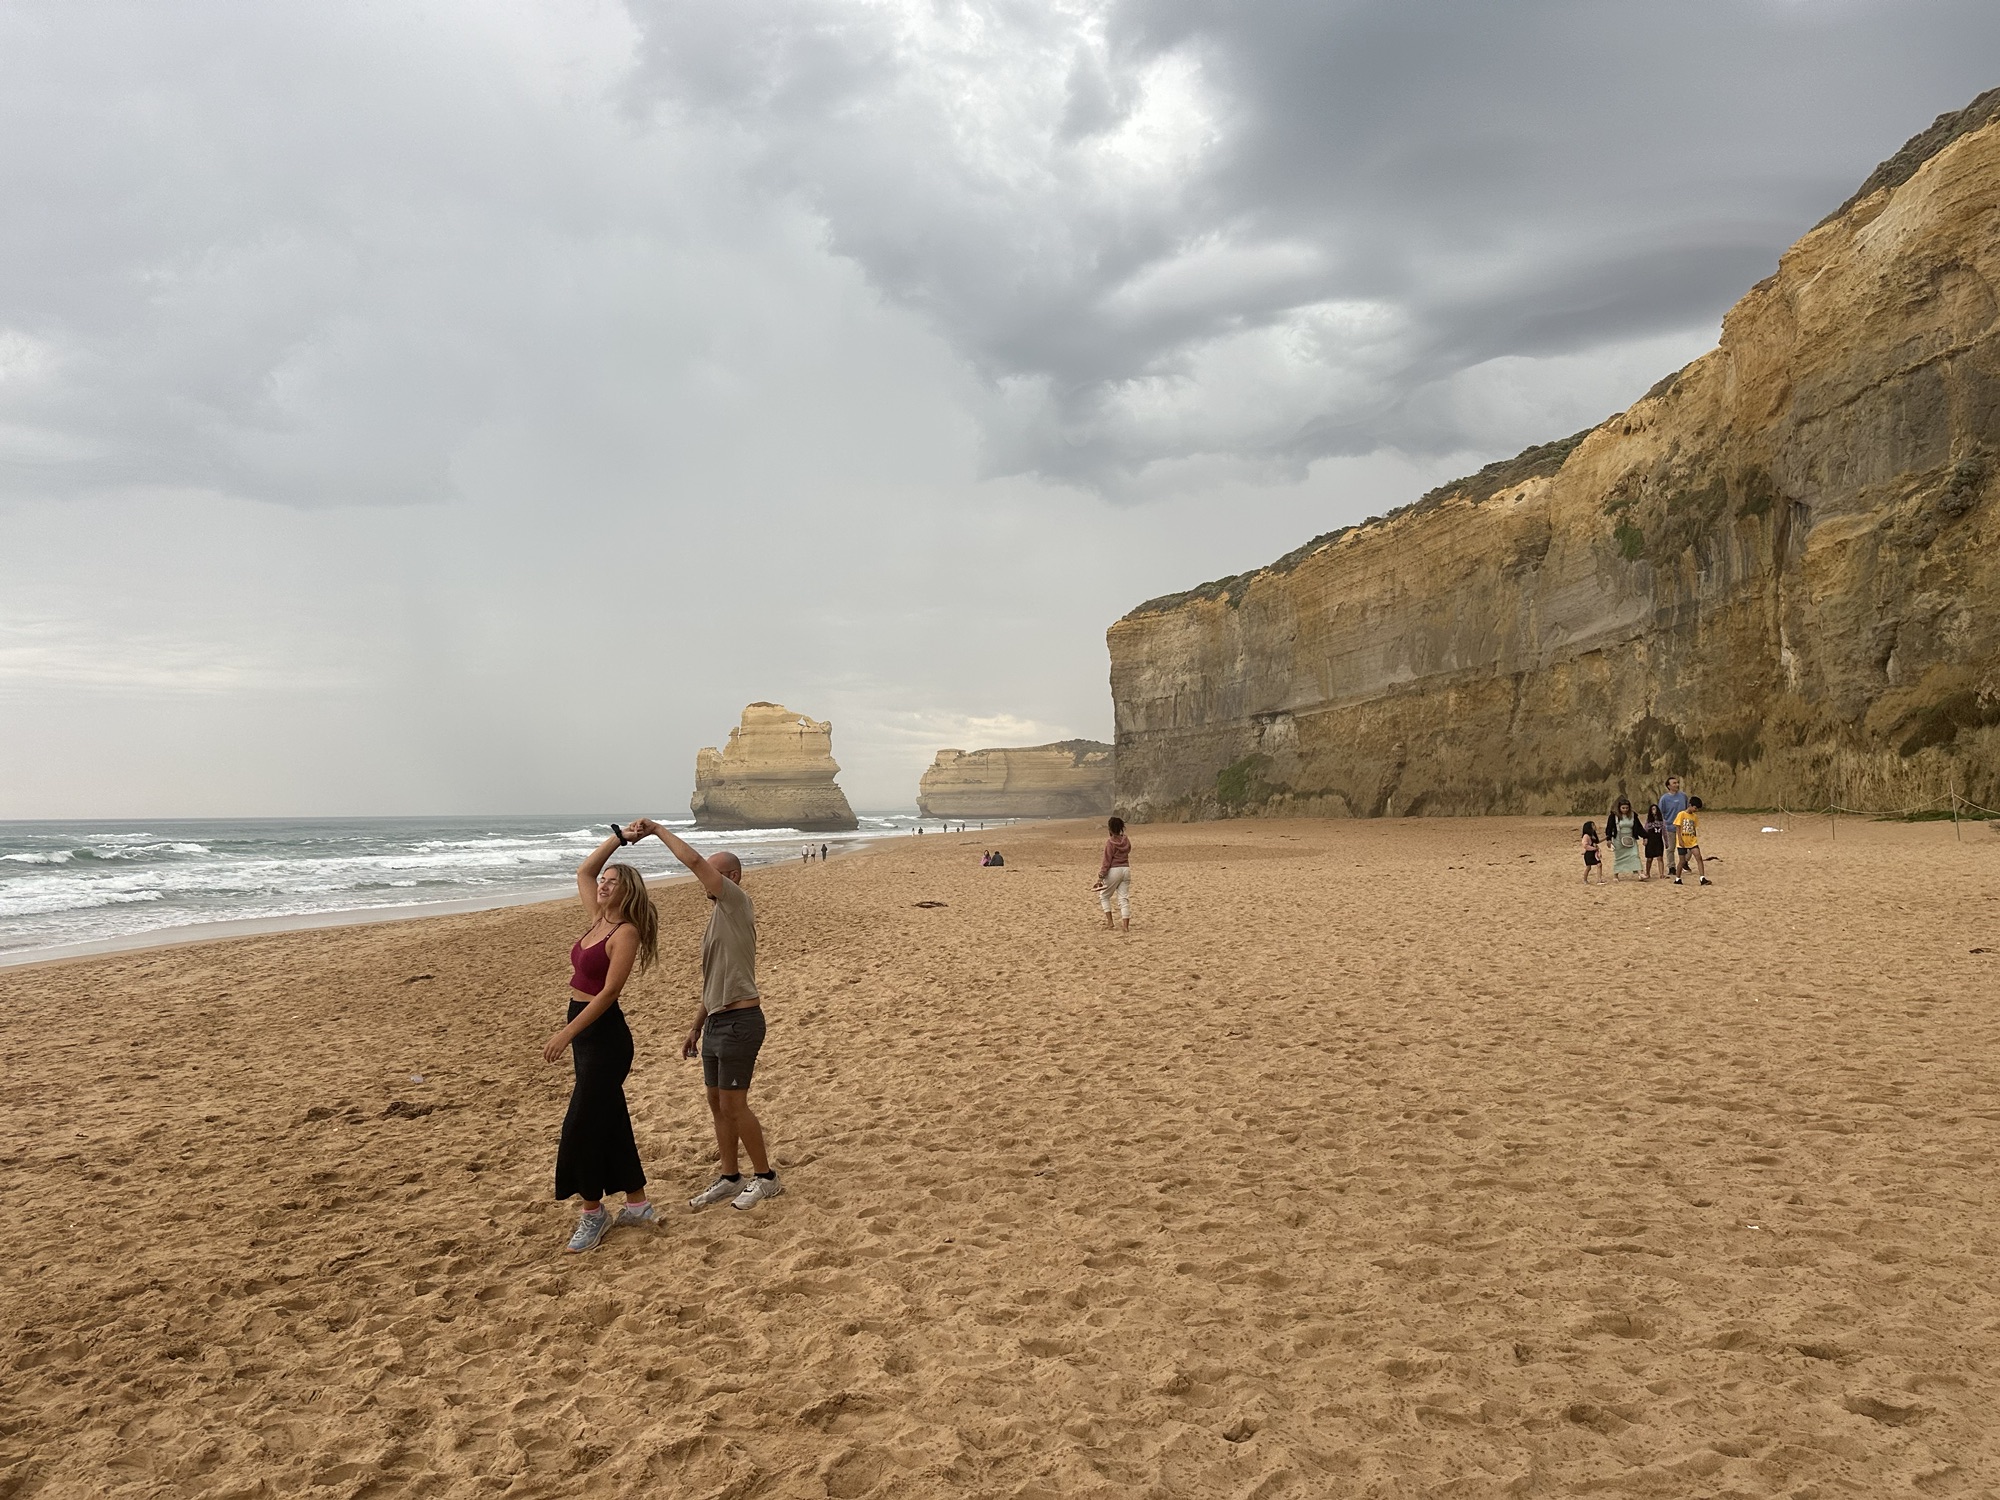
1109 92 2000 819
691 703 858 831
916 741 1115 819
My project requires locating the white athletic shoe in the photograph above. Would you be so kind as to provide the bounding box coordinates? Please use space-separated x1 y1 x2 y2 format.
614 1200 658 1229
732 1175 784 1211
566 1207 610 1253
688 1177 742 1210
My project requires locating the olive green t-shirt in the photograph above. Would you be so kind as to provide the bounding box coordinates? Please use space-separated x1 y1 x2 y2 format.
700 878 761 1015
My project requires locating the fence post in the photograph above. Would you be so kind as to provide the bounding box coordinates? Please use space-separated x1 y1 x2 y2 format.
1953 782 1962 843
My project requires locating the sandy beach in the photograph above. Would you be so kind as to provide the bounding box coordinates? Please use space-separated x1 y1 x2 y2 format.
3 812 1998 1498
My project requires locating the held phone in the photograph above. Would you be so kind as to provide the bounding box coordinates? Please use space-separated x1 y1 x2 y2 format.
608 823 626 846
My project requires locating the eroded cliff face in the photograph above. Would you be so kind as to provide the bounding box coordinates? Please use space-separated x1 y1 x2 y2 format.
916 741 1114 819
691 703 859 831
1110 97 2000 820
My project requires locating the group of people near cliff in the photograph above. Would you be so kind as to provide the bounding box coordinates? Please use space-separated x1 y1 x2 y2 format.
543 812 1138 1254
1581 774 1712 886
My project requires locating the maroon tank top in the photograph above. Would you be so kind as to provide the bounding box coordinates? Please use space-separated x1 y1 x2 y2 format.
568 924 623 997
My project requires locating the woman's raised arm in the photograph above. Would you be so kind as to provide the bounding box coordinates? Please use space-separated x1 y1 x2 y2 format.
576 830 626 912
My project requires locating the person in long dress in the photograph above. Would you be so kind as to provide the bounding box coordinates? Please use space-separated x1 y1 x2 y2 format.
545 831 659 1253
1606 797 1646 881
1641 802 1669 881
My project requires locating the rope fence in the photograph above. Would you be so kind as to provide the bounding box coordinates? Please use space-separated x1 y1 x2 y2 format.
1778 785 1999 841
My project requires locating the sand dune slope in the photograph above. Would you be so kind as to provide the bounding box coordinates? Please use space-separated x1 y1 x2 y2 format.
2 814 1998 1497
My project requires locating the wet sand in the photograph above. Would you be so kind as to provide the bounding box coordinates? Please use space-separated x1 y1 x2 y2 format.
2 813 1997 1497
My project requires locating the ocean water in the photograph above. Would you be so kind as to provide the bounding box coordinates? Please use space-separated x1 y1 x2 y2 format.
0 812 994 960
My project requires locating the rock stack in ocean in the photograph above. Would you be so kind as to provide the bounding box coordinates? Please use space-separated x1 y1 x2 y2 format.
916 741 1115 819
1108 89 2000 820
691 703 859 831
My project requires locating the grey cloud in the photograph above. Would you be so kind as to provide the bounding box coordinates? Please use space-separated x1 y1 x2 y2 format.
3 1 1994 511
628 0 2000 485
0 2 719 507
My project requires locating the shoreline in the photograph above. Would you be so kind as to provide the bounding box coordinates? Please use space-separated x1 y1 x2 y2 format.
0 880 591 972
0 821 926 973
0 808 1963 973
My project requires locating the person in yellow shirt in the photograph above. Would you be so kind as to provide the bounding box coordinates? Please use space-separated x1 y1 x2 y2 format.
1672 796 1712 886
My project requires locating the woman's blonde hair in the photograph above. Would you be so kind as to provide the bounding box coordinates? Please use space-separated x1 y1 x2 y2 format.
603 864 659 973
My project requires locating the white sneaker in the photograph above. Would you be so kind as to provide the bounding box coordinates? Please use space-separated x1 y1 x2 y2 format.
565 1207 610 1253
688 1177 742 1210
614 1200 658 1229
731 1175 784 1210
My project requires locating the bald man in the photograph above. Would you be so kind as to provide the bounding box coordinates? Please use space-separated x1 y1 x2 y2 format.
625 819 783 1211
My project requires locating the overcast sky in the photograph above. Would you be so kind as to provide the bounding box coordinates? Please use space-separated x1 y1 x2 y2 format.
1 1 1994 817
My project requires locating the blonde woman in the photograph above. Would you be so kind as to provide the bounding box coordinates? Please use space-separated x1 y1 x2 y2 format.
545 829 659 1253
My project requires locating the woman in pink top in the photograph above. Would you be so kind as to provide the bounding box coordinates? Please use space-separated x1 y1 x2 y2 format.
1095 816 1133 931
545 829 659 1254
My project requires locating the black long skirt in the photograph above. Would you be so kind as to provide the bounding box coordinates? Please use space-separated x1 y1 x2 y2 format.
553 1000 646 1201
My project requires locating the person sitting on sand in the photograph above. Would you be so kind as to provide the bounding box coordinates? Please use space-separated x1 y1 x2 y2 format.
1580 821 1603 884
545 829 659 1253
1605 798 1645 881
1641 802 1669 881
623 818 783 1211
989 849 1004 867
1672 797 1712 886
1095 817 1131 929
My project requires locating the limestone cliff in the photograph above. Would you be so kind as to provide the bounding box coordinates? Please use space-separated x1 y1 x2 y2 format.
916 741 1114 819
1109 91 2000 819
691 703 859 831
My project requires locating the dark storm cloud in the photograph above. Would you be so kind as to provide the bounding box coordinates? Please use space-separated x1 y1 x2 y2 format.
628 0 2000 482
1 1 1994 509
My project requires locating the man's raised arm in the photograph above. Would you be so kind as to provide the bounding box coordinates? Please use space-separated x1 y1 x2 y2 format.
625 819 729 897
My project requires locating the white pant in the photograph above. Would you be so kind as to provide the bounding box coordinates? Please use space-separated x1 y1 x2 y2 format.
1098 865 1130 919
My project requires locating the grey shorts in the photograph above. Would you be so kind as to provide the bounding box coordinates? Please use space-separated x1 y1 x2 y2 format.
701 1006 766 1091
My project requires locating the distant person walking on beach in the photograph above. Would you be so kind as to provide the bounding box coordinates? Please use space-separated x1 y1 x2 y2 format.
1641 802 1669 881
624 818 784 1211
1672 797 1712 886
1096 816 1132 929
1606 798 1645 880
1658 776 1690 878
545 829 660 1253
1580 821 1603 883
